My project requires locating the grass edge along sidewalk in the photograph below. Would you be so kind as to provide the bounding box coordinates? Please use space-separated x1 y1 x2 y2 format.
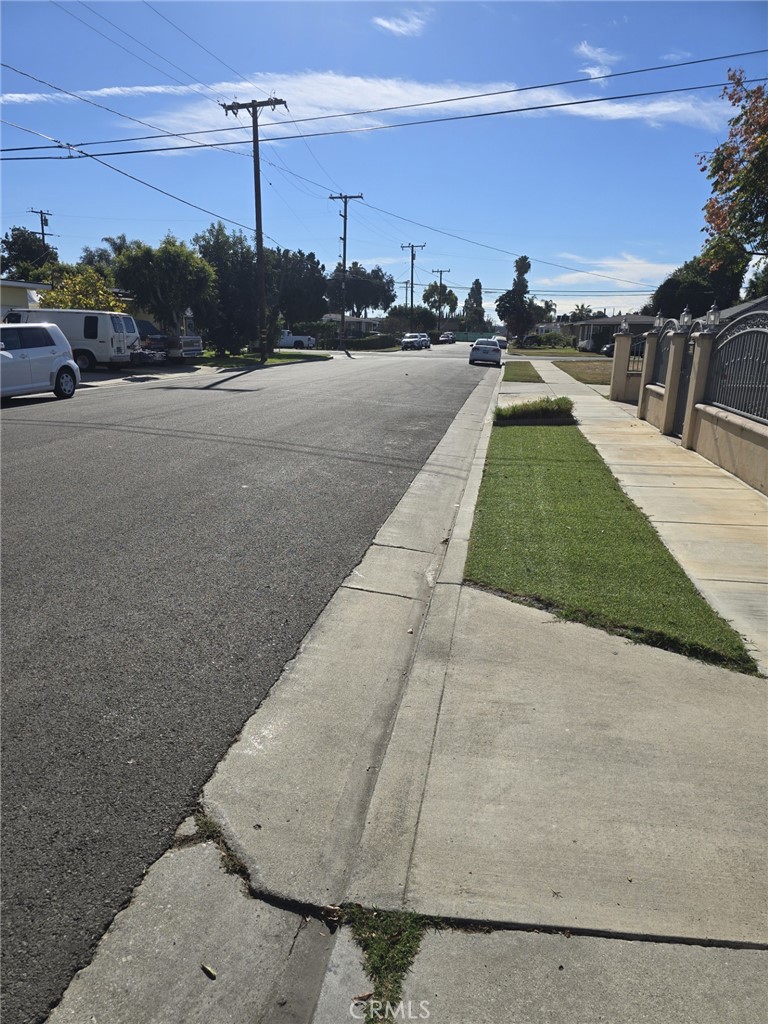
464 415 759 675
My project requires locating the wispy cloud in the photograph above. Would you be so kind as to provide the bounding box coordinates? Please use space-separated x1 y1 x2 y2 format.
575 40 622 79
662 51 693 63
538 253 678 290
0 70 731 146
372 10 430 38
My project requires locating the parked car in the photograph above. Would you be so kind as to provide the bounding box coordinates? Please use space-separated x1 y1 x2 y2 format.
438 332 456 344
0 322 81 399
401 333 421 350
418 333 431 349
469 340 502 367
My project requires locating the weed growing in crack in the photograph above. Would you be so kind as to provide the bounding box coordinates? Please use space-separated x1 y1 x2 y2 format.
342 905 436 1013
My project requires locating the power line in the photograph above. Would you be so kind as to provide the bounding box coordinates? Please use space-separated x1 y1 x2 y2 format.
4 76 765 162
4 47 765 155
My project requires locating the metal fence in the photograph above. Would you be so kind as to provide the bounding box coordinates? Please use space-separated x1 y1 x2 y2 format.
651 320 678 385
705 312 768 425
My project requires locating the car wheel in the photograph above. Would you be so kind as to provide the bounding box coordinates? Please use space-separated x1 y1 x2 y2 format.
54 367 77 398
74 350 96 372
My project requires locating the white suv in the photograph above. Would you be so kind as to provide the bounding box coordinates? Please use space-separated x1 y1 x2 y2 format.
0 322 81 399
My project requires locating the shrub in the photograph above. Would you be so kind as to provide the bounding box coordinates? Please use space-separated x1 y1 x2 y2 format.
495 396 576 425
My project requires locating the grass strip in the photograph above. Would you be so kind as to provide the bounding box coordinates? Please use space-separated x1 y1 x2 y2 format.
553 360 612 385
343 906 432 1014
495 396 575 425
464 425 758 674
502 362 544 383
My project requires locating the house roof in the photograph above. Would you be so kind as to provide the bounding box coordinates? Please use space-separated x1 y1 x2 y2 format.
567 314 655 328
720 295 768 321
0 278 52 290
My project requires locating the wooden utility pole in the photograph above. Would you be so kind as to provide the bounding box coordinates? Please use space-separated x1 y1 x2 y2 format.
28 208 54 247
221 97 287 360
401 243 425 331
432 267 450 335
329 193 363 350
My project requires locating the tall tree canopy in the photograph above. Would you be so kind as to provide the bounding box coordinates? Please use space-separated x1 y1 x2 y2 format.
270 247 328 324
650 254 745 318
327 261 396 316
699 70 768 268
463 279 486 331
115 234 216 333
1 226 58 280
422 281 458 317
496 257 535 341
192 222 258 354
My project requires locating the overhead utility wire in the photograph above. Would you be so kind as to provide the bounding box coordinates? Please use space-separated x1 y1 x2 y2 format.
257 47 768 125
0 117 270 240
5 77 763 161
49 2 249 159
0 113 649 288
365 203 652 287
4 47 765 154
141 0 341 189
0 62 246 158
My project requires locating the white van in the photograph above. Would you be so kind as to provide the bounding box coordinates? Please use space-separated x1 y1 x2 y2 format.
3 308 140 371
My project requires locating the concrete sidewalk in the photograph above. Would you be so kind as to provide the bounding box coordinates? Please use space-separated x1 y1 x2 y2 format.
48 363 767 1024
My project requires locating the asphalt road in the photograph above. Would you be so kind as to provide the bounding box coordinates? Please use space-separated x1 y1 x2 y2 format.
0 345 489 1024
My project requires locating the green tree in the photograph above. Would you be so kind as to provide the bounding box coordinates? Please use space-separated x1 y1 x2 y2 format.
422 281 458 317
1 226 58 280
327 261 396 316
115 234 216 333
40 266 126 311
271 247 328 324
699 70 768 268
570 303 593 322
496 257 535 343
463 279 486 331
650 254 744 317
382 303 436 335
193 222 257 354
744 260 768 300
79 235 131 279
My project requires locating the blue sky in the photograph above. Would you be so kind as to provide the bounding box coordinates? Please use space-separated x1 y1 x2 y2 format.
1 1 766 318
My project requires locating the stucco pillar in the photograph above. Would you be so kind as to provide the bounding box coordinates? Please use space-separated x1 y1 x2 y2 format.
609 333 632 401
681 332 715 449
661 331 687 435
637 331 658 421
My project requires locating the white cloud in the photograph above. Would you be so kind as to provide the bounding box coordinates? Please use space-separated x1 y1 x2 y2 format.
537 252 678 290
662 51 693 63
372 10 430 37
0 70 731 147
574 40 622 79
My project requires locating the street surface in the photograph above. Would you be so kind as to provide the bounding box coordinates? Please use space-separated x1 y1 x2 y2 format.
1 345 486 1024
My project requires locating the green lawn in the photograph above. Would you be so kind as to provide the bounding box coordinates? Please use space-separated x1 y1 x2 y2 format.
502 362 544 383
464 425 758 674
553 360 613 385
507 347 604 358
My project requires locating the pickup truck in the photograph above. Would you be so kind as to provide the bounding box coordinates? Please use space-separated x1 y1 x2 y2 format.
277 329 317 350
133 318 204 363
